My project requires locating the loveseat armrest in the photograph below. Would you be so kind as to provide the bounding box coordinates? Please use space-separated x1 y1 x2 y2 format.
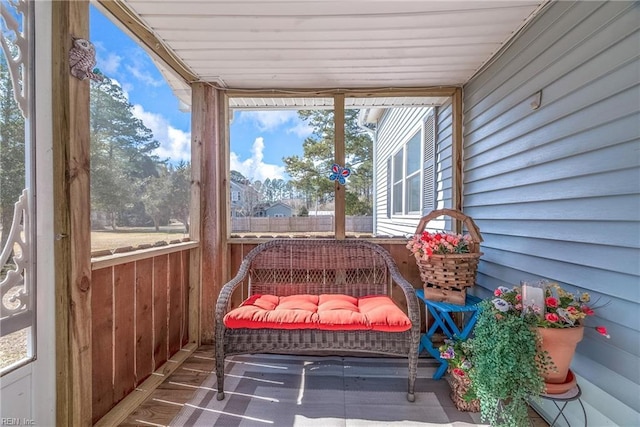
385 256 421 338
365 241 420 340
215 257 252 329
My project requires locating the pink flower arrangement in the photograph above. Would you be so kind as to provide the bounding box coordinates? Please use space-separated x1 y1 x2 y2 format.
452 367 466 377
438 339 473 376
491 282 610 337
406 230 472 261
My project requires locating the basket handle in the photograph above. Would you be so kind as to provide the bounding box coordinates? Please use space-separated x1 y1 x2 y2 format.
414 208 483 243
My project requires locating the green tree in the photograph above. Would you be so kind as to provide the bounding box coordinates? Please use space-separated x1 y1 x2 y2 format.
283 109 373 215
90 74 162 228
262 178 274 203
343 109 373 215
259 177 287 204
345 192 372 216
141 165 171 231
283 111 335 211
167 161 190 233
0 53 25 250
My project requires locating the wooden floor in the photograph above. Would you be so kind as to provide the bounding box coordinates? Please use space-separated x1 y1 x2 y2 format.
119 345 549 427
120 346 217 426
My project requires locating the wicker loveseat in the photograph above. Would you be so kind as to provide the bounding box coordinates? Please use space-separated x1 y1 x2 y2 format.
215 239 421 402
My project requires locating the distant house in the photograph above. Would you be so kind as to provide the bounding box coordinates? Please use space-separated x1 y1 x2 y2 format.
230 180 259 217
260 202 292 218
366 106 451 236
307 210 334 216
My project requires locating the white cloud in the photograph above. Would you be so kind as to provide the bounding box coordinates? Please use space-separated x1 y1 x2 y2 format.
230 137 285 182
125 64 164 87
287 121 314 138
239 110 296 131
121 82 135 97
238 110 313 138
93 41 121 76
100 52 122 76
131 104 191 163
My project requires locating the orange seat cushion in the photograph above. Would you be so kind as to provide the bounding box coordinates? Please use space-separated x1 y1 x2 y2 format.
223 294 319 330
317 294 369 330
358 295 413 332
223 293 411 332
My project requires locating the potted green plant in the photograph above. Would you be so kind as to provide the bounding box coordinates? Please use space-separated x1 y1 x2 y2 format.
468 297 547 427
469 282 610 427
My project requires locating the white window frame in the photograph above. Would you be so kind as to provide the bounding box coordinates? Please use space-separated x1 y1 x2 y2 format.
390 127 423 218
0 0 37 375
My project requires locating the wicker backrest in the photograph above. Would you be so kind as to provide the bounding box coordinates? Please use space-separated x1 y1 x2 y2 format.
248 240 389 297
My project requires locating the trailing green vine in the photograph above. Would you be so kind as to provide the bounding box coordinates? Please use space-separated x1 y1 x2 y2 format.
468 300 549 427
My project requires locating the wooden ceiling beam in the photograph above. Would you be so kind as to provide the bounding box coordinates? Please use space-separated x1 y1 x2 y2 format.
224 87 458 99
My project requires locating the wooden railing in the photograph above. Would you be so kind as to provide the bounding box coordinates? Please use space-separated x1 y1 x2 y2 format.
230 216 374 233
90 243 196 424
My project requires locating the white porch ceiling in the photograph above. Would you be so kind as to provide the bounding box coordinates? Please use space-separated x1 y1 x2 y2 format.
107 0 548 108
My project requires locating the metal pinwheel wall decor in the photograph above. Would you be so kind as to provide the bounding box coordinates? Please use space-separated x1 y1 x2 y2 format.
329 163 351 185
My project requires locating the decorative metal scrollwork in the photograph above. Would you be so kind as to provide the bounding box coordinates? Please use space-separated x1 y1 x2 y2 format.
0 0 30 119
1 189 31 336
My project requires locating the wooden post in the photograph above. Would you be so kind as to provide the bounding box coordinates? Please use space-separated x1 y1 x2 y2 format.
197 84 226 343
188 83 207 346
52 1 92 425
452 87 464 234
334 94 345 240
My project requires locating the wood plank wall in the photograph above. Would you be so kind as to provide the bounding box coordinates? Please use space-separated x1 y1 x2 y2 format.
91 250 191 424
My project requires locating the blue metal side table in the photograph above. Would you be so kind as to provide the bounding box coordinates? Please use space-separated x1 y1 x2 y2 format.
415 289 482 379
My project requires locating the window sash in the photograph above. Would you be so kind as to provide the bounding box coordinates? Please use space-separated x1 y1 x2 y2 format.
390 129 422 216
406 172 421 214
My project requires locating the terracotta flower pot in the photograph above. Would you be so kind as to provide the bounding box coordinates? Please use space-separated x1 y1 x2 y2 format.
537 326 584 385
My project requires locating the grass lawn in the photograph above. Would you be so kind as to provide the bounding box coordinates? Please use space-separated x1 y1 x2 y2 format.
91 225 188 253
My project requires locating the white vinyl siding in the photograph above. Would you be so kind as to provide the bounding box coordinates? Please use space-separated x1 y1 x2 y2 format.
434 100 453 211
462 2 640 425
374 106 448 236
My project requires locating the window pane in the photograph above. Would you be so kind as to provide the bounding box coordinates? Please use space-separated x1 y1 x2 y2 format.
393 151 403 182
229 104 336 237
89 8 192 254
406 133 421 175
392 182 403 214
406 174 421 213
385 157 392 219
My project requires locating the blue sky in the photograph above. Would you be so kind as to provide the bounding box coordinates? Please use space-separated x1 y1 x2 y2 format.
90 5 311 180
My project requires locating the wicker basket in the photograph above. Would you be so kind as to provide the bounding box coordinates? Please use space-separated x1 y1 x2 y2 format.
447 370 480 412
413 209 483 295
